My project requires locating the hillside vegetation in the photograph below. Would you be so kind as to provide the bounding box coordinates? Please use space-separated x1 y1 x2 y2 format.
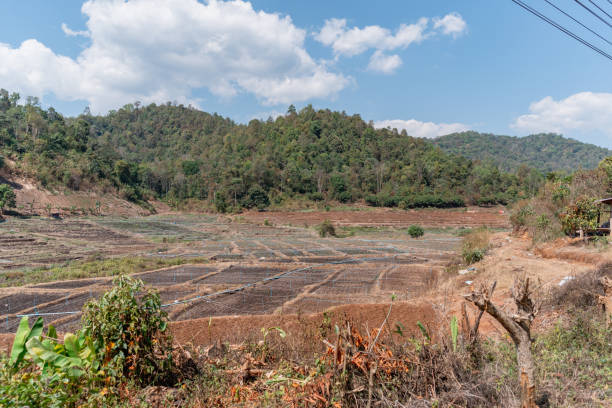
432 131 612 173
0 90 544 211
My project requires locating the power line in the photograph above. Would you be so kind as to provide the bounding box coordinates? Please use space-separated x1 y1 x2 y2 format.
510 0 612 61
543 0 612 46
587 0 612 21
574 0 612 28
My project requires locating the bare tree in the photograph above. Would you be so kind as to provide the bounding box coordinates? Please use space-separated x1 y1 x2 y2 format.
464 277 540 408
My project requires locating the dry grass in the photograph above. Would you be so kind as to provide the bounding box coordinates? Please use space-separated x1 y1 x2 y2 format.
461 227 491 264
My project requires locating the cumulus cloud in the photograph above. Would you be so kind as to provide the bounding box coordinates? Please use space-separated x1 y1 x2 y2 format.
61 23 90 37
314 13 466 72
512 92 612 137
314 17 429 57
0 0 349 113
367 51 402 74
433 12 467 37
374 119 470 138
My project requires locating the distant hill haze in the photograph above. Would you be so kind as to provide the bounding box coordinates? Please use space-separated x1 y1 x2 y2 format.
431 132 612 173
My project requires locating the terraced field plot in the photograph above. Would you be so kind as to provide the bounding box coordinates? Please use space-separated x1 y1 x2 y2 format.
0 212 472 334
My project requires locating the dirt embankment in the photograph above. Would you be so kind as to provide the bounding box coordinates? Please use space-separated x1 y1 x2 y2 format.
0 169 168 217
244 206 510 229
436 232 611 338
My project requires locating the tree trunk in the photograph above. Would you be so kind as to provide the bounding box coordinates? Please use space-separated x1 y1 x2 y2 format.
464 277 539 408
517 332 536 408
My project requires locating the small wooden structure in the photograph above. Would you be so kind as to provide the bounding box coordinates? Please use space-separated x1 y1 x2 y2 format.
594 198 612 236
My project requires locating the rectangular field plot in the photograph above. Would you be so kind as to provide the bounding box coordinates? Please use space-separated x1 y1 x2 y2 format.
314 267 382 295
94 218 210 241
199 265 288 285
157 287 198 304
34 291 102 315
135 265 217 286
282 295 367 314
379 265 442 293
33 278 108 289
170 286 294 319
22 219 134 243
0 292 66 316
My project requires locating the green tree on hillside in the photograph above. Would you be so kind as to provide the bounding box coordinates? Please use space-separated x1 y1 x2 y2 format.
0 184 16 215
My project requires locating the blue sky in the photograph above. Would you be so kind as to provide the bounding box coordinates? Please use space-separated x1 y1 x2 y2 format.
0 0 611 146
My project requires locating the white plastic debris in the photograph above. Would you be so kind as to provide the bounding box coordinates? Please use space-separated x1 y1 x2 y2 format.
558 276 575 286
465 280 473 285
458 269 469 275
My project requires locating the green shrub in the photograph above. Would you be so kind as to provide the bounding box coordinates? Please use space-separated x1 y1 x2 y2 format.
0 154 4 169
407 225 424 238
81 276 174 385
336 190 352 203
365 194 379 206
401 194 465 209
560 196 599 235
509 200 534 230
214 192 228 213
318 219 336 237
308 192 324 201
241 185 270 210
0 184 16 214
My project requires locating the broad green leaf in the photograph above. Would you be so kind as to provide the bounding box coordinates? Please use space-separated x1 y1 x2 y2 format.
64 333 80 358
10 317 31 367
47 325 57 339
30 317 44 339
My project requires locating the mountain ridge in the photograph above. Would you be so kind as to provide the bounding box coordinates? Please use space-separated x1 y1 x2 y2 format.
431 131 611 173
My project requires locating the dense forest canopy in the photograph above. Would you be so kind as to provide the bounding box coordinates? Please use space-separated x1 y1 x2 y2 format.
432 131 612 173
0 89 544 211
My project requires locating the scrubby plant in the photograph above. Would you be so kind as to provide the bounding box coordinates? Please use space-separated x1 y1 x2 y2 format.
81 275 174 385
461 227 490 264
318 219 336 237
407 224 424 238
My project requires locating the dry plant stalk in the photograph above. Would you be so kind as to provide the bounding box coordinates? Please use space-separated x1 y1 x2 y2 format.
599 276 612 327
464 277 539 408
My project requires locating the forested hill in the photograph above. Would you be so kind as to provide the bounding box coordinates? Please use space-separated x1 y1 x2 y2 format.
432 131 612 173
0 90 543 210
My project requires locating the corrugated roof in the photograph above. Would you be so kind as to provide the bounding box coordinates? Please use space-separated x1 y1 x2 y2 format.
596 198 612 205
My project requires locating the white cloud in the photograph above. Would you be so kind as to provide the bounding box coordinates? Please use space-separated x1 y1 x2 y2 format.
250 110 285 121
512 92 612 137
0 0 349 113
433 12 467 38
61 23 90 37
374 119 470 138
367 51 402 74
314 13 466 71
314 17 429 57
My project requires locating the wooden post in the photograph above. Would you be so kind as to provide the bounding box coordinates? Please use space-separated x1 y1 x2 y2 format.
609 207 612 236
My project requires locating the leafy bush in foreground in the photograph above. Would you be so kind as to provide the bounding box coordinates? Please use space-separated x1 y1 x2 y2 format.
82 275 173 385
